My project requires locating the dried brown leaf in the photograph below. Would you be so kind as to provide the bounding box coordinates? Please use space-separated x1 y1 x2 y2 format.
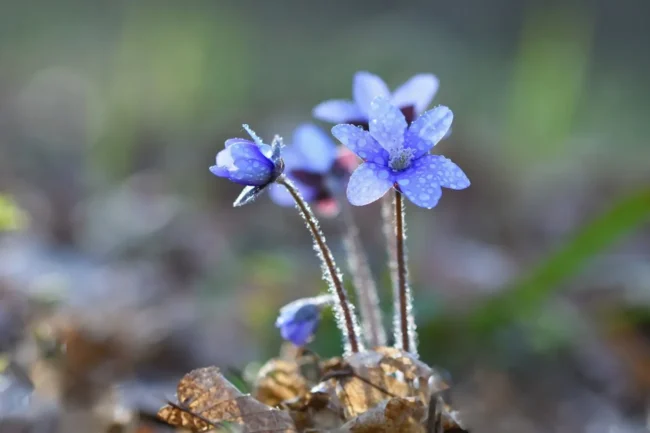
340 397 426 433
282 387 343 432
335 365 412 419
426 395 470 433
253 359 309 407
331 348 439 419
158 366 297 433
372 347 434 382
157 402 214 432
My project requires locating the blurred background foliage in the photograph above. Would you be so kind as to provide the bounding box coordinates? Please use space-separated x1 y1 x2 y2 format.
1 0 650 431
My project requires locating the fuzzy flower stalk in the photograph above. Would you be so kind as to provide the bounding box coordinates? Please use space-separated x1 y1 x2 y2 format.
210 124 362 354
269 124 384 348
392 189 417 354
340 203 386 348
332 96 470 354
276 175 363 354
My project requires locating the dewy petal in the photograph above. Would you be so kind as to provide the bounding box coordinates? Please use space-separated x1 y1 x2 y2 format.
368 96 407 152
405 106 453 158
346 162 394 206
209 165 229 178
225 138 253 147
391 74 440 115
331 124 389 165
292 124 337 173
313 99 365 123
353 71 390 116
213 142 274 186
269 178 317 207
423 155 470 190
395 155 445 209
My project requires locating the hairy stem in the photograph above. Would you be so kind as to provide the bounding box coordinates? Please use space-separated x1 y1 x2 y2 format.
341 202 386 348
393 190 417 355
278 177 361 354
381 195 398 297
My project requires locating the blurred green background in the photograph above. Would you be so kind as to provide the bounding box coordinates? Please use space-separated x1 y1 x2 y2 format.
1 0 650 430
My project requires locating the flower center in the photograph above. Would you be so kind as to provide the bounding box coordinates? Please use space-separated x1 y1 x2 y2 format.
388 148 414 171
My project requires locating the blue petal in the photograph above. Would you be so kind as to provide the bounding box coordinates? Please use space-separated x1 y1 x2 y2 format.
209 165 229 178
280 146 302 171
353 71 390 116
346 162 394 206
368 96 407 153
405 106 453 159
395 155 444 209
331 124 389 165
276 301 321 346
213 142 274 186
391 74 440 115
424 155 470 190
280 320 318 346
313 99 365 123
269 178 317 207
292 124 337 173
224 138 253 147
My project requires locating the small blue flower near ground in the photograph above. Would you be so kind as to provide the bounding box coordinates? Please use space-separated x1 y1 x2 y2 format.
210 124 284 207
269 124 353 216
332 96 469 209
313 71 439 126
275 295 333 346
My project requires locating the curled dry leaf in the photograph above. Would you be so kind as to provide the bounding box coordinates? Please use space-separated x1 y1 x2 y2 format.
334 363 411 418
427 395 469 433
158 366 297 433
372 347 435 382
254 359 310 407
333 347 441 419
282 386 343 432
339 397 426 433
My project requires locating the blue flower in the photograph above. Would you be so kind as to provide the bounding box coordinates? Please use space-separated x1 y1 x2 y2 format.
332 97 469 209
269 124 353 216
210 124 284 207
313 71 439 126
275 295 333 346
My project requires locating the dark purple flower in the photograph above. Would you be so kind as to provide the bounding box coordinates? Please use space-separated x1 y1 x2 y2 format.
313 71 439 126
275 295 332 346
332 96 469 209
210 124 284 207
269 124 353 217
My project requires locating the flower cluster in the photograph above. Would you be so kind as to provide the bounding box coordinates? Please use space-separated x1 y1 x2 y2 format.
210 71 470 347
